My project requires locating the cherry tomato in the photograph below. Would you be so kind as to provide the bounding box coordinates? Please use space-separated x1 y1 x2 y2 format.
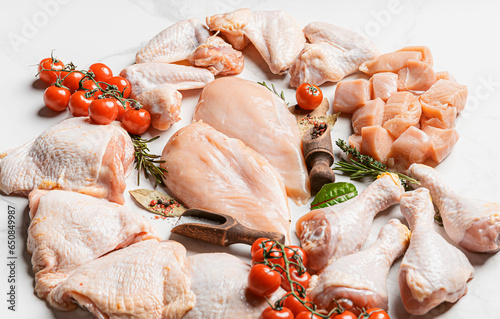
283 294 311 315
62 71 85 92
281 267 311 292
330 310 357 319
121 107 151 135
80 79 102 98
88 98 119 125
285 245 308 268
295 311 322 319
116 100 130 122
252 248 285 270
43 85 71 112
102 76 132 98
247 264 281 297
38 57 64 85
296 83 323 110
68 91 94 117
251 238 272 256
89 63 113 82
261 307 294 319
364 308 390 319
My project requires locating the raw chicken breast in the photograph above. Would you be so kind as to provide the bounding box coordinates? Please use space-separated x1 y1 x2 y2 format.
193 77 310 205
435 71 456 82
390 126 433 164
135 19 210 63
359 51 422 75
352 98 385 134
397 59 436 91
382 92 415 123
383 97 422 138
422 125 459 162
289 22 378 87
333 79 372 114
370 72 398 101
0 117 134 204
361 125 394 163
409 164 500 253
419 79 468 112
207 9 305 74
120 63 214 98
398 188 474 316
420 101 458 129
348 134 363 151
397 46 434 66
160 122 291 240
184 253 285 318
27 190 159 304
187 35 244 76
50 240 195 318
309 219 410 314
296 173 404 271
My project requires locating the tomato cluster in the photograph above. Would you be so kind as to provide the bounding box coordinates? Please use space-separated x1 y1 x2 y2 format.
249 238 390 319
37 55 151 135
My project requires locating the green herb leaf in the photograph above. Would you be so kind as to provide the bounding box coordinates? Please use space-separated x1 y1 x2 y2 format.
257 81 288 105
129 189 187 217
310 182 358 209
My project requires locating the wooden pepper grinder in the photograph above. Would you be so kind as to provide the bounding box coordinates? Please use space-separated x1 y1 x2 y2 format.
302 124 336 194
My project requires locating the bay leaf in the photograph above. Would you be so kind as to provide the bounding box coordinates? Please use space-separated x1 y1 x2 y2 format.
129 189 187 217
310 182 358 209
298 112 340 137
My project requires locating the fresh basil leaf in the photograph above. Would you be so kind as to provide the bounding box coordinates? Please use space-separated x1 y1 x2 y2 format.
310 182 358 209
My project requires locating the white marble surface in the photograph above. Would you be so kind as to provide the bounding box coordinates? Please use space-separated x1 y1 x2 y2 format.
0 0 499 318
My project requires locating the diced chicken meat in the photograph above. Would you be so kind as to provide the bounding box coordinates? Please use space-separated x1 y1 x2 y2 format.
390 126 433 164
333 79 372 114
361 125 395 163
422 125 459 163
383 97 422 138
397 59 436 92
370 72 398 101
352 98 385 134
359 51 423 75
420 79 468 112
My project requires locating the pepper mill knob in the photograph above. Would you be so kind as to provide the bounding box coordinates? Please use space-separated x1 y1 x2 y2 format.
302 124 336 194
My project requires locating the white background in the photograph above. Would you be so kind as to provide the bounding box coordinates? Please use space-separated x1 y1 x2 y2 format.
0 0 499 318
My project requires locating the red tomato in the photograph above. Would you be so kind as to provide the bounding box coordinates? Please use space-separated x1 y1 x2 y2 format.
364 308 390 319
330 310 357 319
62 71 85 92
38 57 64 85
252 248 285 270
283 294 311 315
247 264 281 297
88 98 119 125
295 311 322 319
43 85 70 112
281 268 311 292
116 100 130 122
285 245 308 268
296 83 323 110
102 76 132 98
121 107 151 135
251 238 272 256
89 63 113 82
260 307 294 319
80 80 102 98
68 91 94 117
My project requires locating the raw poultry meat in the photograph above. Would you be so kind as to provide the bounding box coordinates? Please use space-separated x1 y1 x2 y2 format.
193 77 310 205
206 8 305 74
27 189 159 305
0 117 134 204
120 63 214 130
135 19 210 63
333 79 372 113
160 121 291 241
50 240 195 318
296 173 405 271
409 163 500 253
184 253 285 318
309 219 410 314
289 22 378 87
370 72 398 102
398 188 474 315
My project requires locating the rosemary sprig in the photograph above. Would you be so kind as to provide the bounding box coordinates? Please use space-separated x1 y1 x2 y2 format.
333 138 419 189
257 81 288 105
130 135 167 187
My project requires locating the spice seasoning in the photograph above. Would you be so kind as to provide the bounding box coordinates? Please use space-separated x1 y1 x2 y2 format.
148 196 181 216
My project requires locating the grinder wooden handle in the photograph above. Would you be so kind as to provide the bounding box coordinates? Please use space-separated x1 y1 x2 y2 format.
302 125 336 194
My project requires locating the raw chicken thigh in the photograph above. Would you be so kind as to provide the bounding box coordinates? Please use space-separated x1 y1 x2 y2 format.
296 173 404 271
120 63 214 130
289 22 378 87
409 163 500 253
27 190 159 306
184 253 285 318
0 117 134 204
206 8 305 74
398 188 474 315
160 121 291 240
50 240 195 318
309 219 410 314
135 19 210 63
194 77 310 205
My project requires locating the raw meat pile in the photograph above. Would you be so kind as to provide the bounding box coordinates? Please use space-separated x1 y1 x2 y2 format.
333 46 468 168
